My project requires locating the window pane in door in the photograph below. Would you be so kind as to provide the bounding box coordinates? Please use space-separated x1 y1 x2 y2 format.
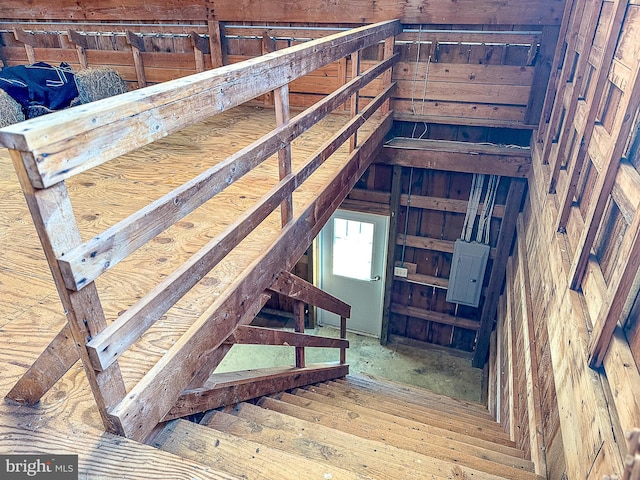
332 218 374 280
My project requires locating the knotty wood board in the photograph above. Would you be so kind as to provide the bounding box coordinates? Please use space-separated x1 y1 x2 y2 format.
0 105 374 472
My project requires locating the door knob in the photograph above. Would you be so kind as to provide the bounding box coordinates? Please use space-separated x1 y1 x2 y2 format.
369 275 381 282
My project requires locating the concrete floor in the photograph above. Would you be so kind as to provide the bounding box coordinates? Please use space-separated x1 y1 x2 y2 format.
215 326 484 403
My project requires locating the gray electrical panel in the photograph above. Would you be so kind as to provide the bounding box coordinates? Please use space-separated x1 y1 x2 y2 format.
446 240 490 307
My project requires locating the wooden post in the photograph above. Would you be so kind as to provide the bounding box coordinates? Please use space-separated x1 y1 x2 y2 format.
350 50 361 151
190 31 210 73
294 300 306 368
13 27 36 64
207 19 224 68
340 316 347 364
381 36 395 116
262 33 277 107
524 25 560 127
338 57 348 111
126 30 147 88
380 165 402 345
68 30 89 70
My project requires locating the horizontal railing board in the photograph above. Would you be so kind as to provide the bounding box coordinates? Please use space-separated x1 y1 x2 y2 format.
390 303 481 330
224 326 349 348
0 19 401 188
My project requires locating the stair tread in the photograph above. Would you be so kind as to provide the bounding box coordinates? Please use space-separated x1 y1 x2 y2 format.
293 387 523 456
305 383 515 445
331 378 497 425
154 419 364 480
261 394 536 479
343 374 493 418
205 402 533 480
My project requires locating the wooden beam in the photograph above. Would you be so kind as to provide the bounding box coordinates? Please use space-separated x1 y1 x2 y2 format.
390 303 480 330
268 270 350 319
274 82 293 225
224 325 348 349
473 178 526 367
396 233 496 259
207 19 224 68
381 138 531 178
126 30 147 88
401 194 505 218
380 165 402 345
164 363 348 421
0 20 402 187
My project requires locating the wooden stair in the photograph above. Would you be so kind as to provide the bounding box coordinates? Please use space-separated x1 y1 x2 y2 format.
153 375 544 480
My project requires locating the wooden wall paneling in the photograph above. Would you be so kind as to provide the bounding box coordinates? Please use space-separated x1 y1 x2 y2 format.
473 178 526 367
381 165 402 345
524 25 561 125
556 0 629 232
566 9 640 291
548 0 605 192
12 27 37 63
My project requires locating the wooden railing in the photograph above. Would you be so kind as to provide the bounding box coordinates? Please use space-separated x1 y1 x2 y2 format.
1 19 401 441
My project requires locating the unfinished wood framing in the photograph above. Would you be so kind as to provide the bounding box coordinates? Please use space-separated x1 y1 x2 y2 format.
1 20 401 441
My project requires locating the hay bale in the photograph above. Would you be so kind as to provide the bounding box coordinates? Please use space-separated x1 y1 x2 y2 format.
74 67 128 105
0 88 25 128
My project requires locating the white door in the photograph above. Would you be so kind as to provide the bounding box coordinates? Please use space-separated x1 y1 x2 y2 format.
317 209 389 337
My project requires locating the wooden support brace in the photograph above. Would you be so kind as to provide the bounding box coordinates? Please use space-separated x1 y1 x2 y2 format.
381 36 395 116
473 178 526 367
126 30 147 88
268 270 350 319
190 31 210 73
13 27 36 64
224 325 348 349
67 30 89 69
